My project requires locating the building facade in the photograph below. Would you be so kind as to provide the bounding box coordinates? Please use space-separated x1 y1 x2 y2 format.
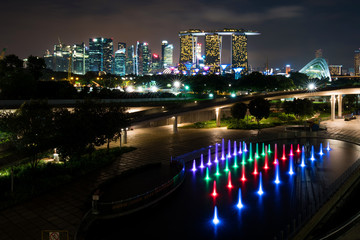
355 49 360 76
88 37 113 74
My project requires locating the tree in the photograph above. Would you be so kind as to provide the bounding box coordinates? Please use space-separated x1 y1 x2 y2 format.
0 100 55 168
231 102 247 120
27 55 46 81
248 97 270 131
283 98 313 117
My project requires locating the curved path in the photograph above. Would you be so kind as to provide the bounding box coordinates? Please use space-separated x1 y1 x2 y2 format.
0 118 360 240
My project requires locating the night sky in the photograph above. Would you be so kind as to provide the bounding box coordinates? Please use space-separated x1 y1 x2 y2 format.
1 0 359 71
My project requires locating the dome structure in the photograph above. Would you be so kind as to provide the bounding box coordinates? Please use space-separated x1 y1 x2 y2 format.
299 57 331 81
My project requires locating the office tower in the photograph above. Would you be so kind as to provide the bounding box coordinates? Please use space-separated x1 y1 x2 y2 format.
53 43 71 72
102 38 113 73
126 45 135 75
136 42 150 75
88 37 113 73
114 49 126 76
163 43 173 68
151 53 161 72
231 34 248 72
44 50 53 70
315 49 323 58
329 65 343 76
355 49 360 76
72 43 88 75
161 40 168 68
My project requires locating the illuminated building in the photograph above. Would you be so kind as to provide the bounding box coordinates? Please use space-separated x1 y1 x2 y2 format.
355 49 360 76
53 43 71 72
89 37 113 73
179 29 259 74
329 65 343 76
163 43 174 68
179 29 201 70
285 64 291 75
44 50 53 70
72 43 88 75
231 34 248 72
151 53 161 72
126 45 135 75
299 57 331 81
136 42 150 75
161 40 168 68
114 42 126 76
205 34 222 73
195 43 203 66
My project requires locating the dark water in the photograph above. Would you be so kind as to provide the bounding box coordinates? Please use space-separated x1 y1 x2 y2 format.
85 138 360 240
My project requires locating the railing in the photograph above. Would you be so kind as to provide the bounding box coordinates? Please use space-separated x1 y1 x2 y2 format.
95 160 185 216
274 158 360 240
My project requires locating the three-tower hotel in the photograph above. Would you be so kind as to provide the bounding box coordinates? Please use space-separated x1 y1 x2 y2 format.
179 28 259 74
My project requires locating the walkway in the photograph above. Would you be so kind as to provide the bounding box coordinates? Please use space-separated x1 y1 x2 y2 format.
0 119 359 240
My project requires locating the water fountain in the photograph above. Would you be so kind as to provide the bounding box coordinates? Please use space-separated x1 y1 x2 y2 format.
236 188 244 209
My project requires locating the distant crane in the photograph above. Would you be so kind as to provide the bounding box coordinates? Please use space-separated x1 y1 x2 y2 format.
0 48 6 60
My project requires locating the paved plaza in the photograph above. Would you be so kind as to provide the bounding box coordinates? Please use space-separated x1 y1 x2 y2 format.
0 119 360 239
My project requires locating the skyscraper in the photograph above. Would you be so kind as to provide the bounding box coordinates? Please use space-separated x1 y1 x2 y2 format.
72 43 88 75
161 40 168 68
136 42 150 75
205 34 222 73
88 37 113 73
355 49 360 76
179 29 259 74
126 45 135 75
179 30 200 70
231 34 248 72
53 43 71 72
151 53 161 73
163 43 173 68
114 49 126 76
114 42 126 76
44 50 53 70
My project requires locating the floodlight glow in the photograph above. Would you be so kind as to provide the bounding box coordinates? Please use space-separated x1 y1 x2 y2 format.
274 164 280 184
308 83 316 90
224 157 229 172
257 172 264 195
289 156 294 175
253 155 258 175
319 143 324 156
300 146 306 167
296 144 301 153
289 144 294 156
248 143 253 162
207 149 212 166
231 93 236 98
233 141 237 156
310 146 315 161
150 86 158 92
205 167 210 181
238 141 242 154
221 139 225 160
236 188 244 209
212 181 218 197
173 81 181 88
255 143 260 159
282 144 286 160
227 171 233 188
261 143 265 156
215 162 221 176
126 86 134 93
327 142 331 151
213 206 220 225
214 143 218 162
191 160 197 172
264 145 269 170
273 143 278 164
227 140 232 158
241 164 246 181
233 155 238 168
209 93 214 98
185 85 189 90
243 141 248 152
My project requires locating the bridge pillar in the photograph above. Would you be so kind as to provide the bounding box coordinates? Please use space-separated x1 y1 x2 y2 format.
337 95 342 118
216 108 221 127
330 95 336 121
173 116 178 133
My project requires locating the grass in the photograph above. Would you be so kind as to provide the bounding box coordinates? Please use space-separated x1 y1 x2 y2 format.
0 146 136 210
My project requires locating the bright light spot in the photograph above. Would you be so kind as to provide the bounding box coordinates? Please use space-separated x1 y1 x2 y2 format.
173 81 181 88
308 83 316 90
231 93 236 98
150 86 158 92
126 86 134 93
209 93 214 98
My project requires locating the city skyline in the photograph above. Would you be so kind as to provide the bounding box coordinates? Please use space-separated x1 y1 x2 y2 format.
1 0 360 70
